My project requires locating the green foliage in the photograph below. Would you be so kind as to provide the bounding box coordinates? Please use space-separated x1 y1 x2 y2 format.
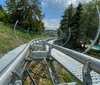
0 10 5 21
58 71 75 82
0 5 7 22
59 1 100 50
57 66 80 85
20 20 30 29
59 3 83 49
5 0 45 32
60 4 74 32
0 21 47 56
82 2 99 45
71 3 83 49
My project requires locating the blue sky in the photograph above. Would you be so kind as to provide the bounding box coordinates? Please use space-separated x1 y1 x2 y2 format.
0 0 5 4
41 0 92 30
0 0 92 30
0 0 5 7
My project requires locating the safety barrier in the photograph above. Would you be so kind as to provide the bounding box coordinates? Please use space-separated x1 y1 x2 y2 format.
45 41 100 85
0 37 55 85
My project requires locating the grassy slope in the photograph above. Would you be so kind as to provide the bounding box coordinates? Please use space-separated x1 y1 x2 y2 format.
0 21 79 84
0 21 47 56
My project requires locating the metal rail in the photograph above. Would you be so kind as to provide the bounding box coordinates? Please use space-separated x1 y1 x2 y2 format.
14 20 24 44
1 37 100 85
0 37 54 85
83 5 100 53
26 69 37 85
45 42 100 74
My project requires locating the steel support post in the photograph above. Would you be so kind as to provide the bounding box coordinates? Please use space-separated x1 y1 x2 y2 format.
48 61 60 84
82 61 92 85
10 71 22 85
22 45 33 81
29 44 33 58
46 45 60 84
42 40 46 51
47 45 53 60
25 69 37 85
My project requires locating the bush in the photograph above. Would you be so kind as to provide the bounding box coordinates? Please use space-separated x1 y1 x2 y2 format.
0 10 6 21
20 20 30 29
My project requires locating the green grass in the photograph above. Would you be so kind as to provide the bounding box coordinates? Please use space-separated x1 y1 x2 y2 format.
56 65 80 85
0 21 48 56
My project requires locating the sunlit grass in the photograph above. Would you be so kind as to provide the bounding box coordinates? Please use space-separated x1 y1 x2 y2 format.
0 21 48 56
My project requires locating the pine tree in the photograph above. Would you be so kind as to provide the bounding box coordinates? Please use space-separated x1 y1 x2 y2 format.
60 4 74 32
71 3 83 49
59 3 83 50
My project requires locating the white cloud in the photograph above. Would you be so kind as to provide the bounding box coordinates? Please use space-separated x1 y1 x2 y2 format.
41 0 71 12
41 0 92 11
42 0 92 30
73 0 92 6
43 19 60 30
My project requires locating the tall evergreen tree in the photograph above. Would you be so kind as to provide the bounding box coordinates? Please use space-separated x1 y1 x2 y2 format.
60 4 74 32
71 3 83 49
59 3 83 50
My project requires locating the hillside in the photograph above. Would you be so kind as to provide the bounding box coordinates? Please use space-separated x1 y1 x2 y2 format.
0 21 47 56
0 22 79 84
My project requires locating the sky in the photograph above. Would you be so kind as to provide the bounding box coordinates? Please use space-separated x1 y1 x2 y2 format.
0 0 92 30
41 0 92 30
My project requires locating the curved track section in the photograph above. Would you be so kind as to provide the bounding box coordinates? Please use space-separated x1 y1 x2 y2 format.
0 37 53 85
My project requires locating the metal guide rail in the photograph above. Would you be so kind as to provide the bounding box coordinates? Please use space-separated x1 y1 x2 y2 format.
45 40 100 85
0 37 100 85
0 37 54 85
